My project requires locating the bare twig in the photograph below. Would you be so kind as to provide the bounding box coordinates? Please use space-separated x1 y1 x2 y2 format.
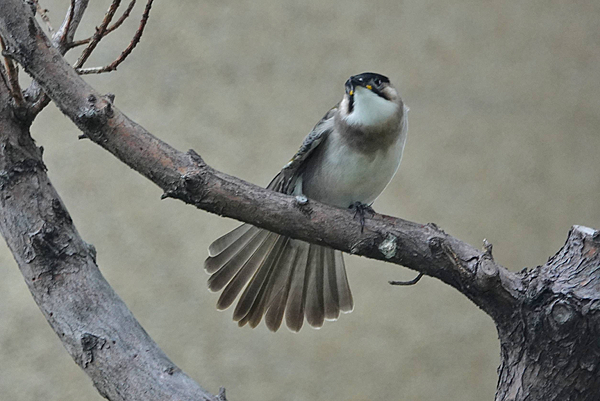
25 0 89 118
389 272 424 286
35 1 54 36
106 0 137 34
0 36 25 109
59 0 76 47
74 0 122 69
77 0 153 75
69 0 137 50
53 0 90 50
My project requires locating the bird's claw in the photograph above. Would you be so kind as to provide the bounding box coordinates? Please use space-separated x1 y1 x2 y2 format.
349 202 375 233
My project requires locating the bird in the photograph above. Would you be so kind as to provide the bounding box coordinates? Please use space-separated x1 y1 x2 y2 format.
205 72 408 332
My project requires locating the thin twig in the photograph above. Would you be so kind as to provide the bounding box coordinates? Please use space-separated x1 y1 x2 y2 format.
0 36 26 109
69 0 137 50
59 0 76 47
77 0 153 75
0 50 9 92
389 272 425 286
74 0 122 69
35 1 54 36
25 0 90 118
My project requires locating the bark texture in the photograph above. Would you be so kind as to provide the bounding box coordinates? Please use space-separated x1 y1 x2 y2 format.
0 0 599 400
0 3 220 399
496 226 600 401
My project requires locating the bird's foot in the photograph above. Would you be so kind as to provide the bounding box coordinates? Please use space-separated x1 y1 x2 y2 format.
349 202 375 233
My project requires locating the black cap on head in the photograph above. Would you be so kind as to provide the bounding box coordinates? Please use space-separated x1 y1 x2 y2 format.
350 72 390 85
345 72 390 99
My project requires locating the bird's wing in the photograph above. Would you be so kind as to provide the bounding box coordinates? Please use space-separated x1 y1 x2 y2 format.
267 105 337 194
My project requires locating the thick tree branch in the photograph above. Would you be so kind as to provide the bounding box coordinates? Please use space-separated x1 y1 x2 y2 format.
495 225 600 401
0 47 220 401
0 0 522 322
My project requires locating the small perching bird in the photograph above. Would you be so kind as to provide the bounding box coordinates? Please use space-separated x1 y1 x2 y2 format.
205 72 408 332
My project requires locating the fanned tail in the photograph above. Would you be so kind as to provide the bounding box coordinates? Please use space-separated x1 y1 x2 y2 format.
204 224 353 332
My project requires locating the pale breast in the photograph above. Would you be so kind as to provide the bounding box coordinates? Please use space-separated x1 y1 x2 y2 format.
301 125 407 208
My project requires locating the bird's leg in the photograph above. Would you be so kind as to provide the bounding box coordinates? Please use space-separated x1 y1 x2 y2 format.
349 202 375 233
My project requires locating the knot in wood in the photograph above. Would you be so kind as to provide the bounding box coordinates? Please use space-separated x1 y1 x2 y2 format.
476 256 499 289
546 299 578 339
76 95 114 139
428 236 444 257
81 333 106 368
378 234 398 259
551 301 574 326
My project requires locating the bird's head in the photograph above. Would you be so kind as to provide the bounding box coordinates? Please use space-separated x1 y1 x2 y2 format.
340 72 401 127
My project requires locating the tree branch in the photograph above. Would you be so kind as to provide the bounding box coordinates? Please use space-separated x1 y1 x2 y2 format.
25 0 91 118
0 0 523 322
74 0 121 69
0 35 26 111
34 0 55 36
0 41 220 401
77 0 154 75
69 0 137 50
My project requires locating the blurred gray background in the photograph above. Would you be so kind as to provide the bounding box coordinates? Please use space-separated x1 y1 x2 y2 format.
1 0 599 400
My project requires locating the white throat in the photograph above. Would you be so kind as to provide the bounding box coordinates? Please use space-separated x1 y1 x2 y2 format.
344 86 398 127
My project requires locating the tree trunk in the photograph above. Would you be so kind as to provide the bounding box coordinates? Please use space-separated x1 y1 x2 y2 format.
0 40 220 401
495 226 600 400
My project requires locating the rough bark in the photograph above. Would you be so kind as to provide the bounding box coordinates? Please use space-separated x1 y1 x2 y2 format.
0 0 599 400
495 226 600 401
0 3 220 400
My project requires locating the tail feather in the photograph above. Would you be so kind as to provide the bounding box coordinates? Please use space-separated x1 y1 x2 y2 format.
208 224 253 257
263 242 299 331
335 250 354 313
205 225 260 274
204 225 353 331
305 246 325 328
284 242 310 332
233 236 287 321
206 229 268 292
323 248 341 320
239 237 294 329
216 232 278 310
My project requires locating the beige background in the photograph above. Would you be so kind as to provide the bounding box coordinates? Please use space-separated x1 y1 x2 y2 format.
1 1 599 400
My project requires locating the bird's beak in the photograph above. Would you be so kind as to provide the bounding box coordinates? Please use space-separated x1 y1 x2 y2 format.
347 75 375 95
345 78 355 96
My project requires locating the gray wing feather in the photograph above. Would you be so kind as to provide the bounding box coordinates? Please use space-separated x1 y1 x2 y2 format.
268 106 337 194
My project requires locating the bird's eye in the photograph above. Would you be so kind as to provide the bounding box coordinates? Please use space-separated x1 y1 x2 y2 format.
374 78 382 86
